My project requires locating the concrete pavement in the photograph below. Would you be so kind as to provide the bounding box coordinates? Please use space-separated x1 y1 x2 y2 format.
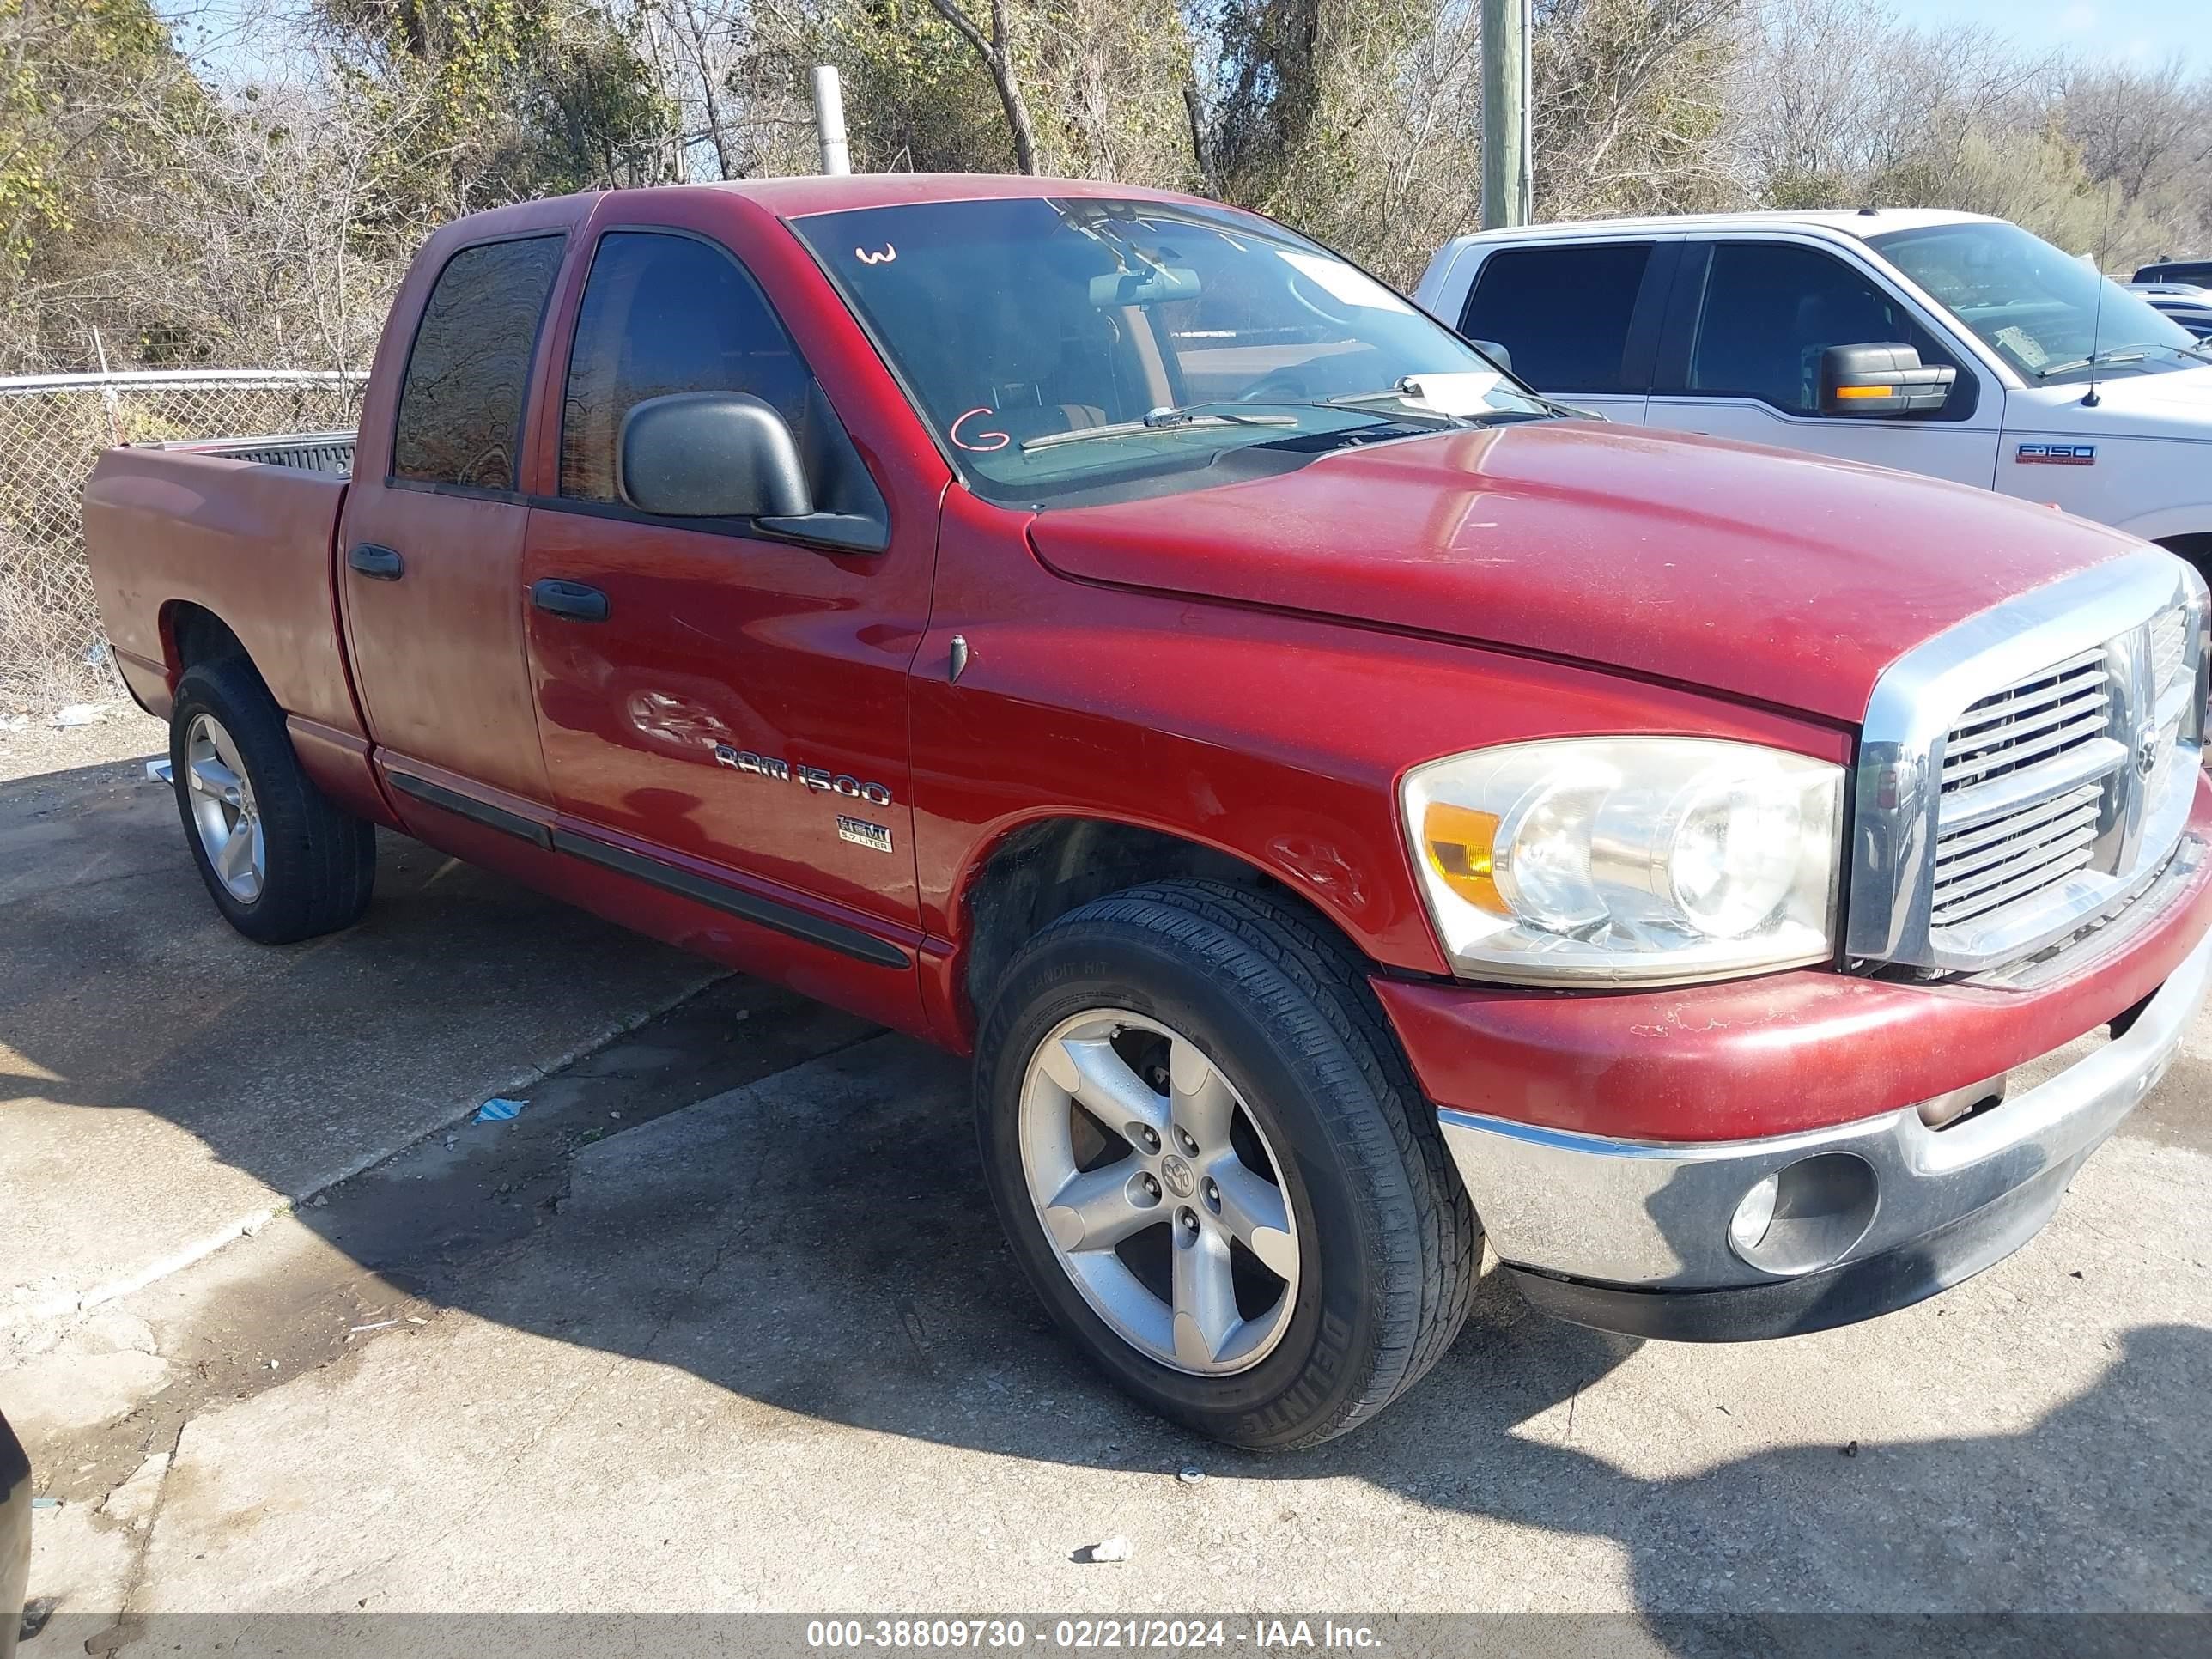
0 746 721 1334
2 731 2209 1648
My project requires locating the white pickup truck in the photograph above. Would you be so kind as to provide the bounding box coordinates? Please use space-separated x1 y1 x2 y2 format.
1416 209 2212 571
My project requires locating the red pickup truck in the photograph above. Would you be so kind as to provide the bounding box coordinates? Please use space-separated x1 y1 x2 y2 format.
83 175 2212 1449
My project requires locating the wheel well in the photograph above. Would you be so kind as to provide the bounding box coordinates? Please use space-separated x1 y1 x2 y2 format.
2155 534 2212 583
163 602 247 676
958 817 1345 1024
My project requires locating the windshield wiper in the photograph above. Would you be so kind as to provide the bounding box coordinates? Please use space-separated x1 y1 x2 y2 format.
1320 379 1582 424
1316 390 1468 428
1019 404 1297 453
2147 339 2212 366
2035 349 2147 379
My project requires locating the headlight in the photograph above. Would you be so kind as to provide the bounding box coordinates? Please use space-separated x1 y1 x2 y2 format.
1401 738 1844 986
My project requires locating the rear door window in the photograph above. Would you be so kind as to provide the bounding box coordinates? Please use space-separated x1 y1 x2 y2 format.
1461 242 1653 392
391 234 567 490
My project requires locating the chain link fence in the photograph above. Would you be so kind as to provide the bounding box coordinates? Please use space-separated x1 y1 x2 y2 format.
0 369 367 714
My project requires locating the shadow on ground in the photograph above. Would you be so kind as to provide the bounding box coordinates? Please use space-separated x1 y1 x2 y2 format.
6 755 2209 1639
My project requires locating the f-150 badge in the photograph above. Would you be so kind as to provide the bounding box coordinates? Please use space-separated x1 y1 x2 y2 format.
2016 443 2095 465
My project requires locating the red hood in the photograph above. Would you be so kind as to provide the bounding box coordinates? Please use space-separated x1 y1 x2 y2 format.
1024 422 2145 725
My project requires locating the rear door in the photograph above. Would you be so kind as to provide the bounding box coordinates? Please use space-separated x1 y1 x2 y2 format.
341 230 569 809
1453 238 1673 423
1643 237 2002 487
519 209 932 935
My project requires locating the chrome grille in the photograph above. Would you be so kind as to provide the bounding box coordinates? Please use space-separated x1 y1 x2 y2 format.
2149 607 2189 697
1847 550 2206 976
1929 781 2103 927
1929 652 2115 929
1939 650 2110 792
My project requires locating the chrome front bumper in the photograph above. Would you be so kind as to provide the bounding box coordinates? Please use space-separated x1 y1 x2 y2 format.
1440 924 2212 1321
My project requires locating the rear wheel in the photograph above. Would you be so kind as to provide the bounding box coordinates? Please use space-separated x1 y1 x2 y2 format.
975 878 1480 1449
169 659 375 944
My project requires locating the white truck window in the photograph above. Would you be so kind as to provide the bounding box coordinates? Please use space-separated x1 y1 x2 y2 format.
1683 242 1958 418
1461 243 1651 393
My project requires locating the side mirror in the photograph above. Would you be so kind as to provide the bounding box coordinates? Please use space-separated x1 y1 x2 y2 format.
1819 343 1956 417
1469 338 1514 375
618 392 812 520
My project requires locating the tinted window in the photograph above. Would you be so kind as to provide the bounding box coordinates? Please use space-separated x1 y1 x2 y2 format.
1686 241 1955 414
2136 262 2212 286
560 231 813 503
1462 243 1652 392
392 235 566 489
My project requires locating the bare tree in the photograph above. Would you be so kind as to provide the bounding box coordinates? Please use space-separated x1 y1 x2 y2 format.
927 0 1040 173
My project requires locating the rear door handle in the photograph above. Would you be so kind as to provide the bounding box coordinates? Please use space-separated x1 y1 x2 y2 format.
532 578 609 623
348 543 404 580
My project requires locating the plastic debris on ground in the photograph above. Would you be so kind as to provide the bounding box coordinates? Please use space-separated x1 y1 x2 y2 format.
52 702 108 729
475 1097 528 1122
1085 1537 1133 1564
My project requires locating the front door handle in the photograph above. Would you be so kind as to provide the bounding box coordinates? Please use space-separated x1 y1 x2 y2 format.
532 578 610 623
349 543 404 580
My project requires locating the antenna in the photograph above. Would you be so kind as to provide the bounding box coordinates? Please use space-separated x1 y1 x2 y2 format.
2084 187 2116 408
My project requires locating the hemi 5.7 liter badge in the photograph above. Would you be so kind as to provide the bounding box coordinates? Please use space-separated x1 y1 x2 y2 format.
836 816 895 854
2017 442 2096 465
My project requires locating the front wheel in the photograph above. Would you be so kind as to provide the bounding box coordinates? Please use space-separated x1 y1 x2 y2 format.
975 879 1480 1449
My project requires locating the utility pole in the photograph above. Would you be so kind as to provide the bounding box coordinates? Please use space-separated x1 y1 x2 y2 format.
812 65 852 176
1480 0 1532 229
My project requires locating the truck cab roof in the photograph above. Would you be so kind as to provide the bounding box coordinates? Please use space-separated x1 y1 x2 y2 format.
1434 206 2000 251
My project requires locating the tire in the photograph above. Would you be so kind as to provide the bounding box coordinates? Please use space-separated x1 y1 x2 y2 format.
169 658 375 944
975 878 1480 1449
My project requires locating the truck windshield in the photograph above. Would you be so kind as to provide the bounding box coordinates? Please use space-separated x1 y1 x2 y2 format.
1869 220 2209 386
792 197 1548 503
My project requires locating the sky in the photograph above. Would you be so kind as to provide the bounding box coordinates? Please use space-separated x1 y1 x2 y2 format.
1905 0 2209 70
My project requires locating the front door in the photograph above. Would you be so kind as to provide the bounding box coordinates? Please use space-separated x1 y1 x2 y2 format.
520 222 932 933
1641 239 2002 488
341 231 570 806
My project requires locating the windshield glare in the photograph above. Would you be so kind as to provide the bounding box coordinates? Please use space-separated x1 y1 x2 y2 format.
1870 220 2204 384
793 197 1545 501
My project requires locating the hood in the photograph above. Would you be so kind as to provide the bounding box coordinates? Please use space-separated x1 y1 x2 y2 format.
1025 422 2145 725
2009 361 2212 438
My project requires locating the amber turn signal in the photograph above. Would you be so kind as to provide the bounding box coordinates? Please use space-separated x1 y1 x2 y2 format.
1422 801 1508 915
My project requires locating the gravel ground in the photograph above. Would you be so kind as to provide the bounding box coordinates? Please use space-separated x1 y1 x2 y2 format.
0 702 165 785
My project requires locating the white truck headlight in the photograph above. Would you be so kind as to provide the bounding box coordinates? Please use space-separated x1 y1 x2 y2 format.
1401 738 1844 986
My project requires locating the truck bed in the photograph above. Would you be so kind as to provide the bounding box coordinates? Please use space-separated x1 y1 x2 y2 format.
81 439 364 744
149 429 356 477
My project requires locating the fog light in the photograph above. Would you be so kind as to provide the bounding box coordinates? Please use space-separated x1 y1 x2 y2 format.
1723 1152 1879 1275
1729 1173 1779 1252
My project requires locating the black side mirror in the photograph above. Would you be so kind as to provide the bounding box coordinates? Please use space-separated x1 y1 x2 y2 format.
1469 338 1514 375
619 392 813 519
616 392 888 552
1819 343 1957 417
